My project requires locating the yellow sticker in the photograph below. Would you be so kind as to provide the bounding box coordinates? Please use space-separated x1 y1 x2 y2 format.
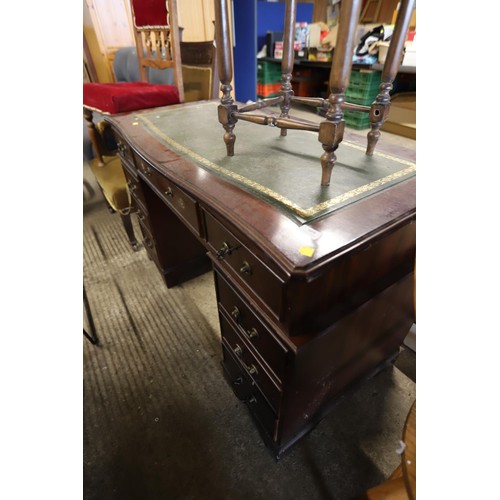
299 246 315 257
132 121 139 125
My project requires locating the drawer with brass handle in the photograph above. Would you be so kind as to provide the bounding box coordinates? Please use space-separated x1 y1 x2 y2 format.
149 171 201 237
133 153 201 237
219 311 282 413
214 270 288 383
138 218 158 262
135 204 151 233
204 211 284 318
221 341 277 442
127 179 147 213
114 133 135 166
120 155 139 181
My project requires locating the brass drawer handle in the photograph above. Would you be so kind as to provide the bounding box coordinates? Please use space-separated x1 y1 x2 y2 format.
245 363 258 376
127 181 137 193
216 241 237 260
239 261 252 275
141 161 152 176
246 328 258 340
248 395 257 404
233 343 243 358
231 306 240 322
117 142 128 154
144 236 154 249
164 187 173 197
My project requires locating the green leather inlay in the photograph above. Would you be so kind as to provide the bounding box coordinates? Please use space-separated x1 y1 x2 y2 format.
137 102 415 224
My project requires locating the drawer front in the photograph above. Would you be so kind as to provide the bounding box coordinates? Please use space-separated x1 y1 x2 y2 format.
120 156 139 181
138 218 158 262
127 178 148 214
135 203 151 233
220 312 282 413
215 270 287 383
114 131 135 166
222 342 277 442
205 212 283 316
135 153 200 236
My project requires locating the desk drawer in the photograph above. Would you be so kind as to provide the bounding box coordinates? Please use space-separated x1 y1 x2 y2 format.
120 156 139 181
215 270 287 383
127 178 147 211
205 212 283 317
114 131 135 166
135 154 200 237
138 218 158 261
222 342 277 442
135 203 151 233
220 311 282 413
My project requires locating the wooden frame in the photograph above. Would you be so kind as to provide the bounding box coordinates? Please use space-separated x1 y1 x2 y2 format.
131 0 184 101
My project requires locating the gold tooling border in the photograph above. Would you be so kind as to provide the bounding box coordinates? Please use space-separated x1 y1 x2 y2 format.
137 115 416 219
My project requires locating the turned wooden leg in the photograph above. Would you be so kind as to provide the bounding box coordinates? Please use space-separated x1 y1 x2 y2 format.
318 0 363 186
120 212 140 251
318 95 345 186
83 107 104 166
366 0 415 155
214 0 237 156
279 0 297 137
366 83 391 156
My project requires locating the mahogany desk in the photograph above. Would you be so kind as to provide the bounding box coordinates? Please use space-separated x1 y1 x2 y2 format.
105 101 416 458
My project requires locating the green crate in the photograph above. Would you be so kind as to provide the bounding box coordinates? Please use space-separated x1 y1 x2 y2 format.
345 92 377 106
348 69 382 86
345 69 381 105
344 110 371 130
347 79 380 94
345 84 379 105
257 61 282 84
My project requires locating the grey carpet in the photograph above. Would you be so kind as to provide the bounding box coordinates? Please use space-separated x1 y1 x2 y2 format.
83 200 416 500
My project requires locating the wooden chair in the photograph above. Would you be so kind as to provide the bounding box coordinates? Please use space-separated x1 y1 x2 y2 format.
181 40 219 102
83 0 183 250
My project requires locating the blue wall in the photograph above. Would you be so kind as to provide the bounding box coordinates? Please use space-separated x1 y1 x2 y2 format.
233 0 314 103
233 0 257 103
256 1 314 53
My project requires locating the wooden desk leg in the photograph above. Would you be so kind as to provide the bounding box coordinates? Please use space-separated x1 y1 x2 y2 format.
119 212 140 252
318 0 363 186
278 0 297 137
366 0 415 156
214 0 237 156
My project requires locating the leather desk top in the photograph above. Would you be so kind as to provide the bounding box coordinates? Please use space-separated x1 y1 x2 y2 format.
134 101 415 224
106 101 416 275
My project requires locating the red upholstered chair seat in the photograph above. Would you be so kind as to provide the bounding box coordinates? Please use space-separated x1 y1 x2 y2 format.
83 82 180 114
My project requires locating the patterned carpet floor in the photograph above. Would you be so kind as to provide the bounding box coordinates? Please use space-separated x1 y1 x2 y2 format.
83 199 416 500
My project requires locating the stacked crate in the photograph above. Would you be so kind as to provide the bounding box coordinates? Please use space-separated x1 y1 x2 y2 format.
257 61 282 99
344 70 382 129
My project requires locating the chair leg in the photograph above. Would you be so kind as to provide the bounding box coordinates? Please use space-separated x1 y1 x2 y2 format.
120 212 140 251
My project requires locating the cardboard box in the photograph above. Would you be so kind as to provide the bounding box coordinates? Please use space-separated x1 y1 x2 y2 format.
381 92 416 139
